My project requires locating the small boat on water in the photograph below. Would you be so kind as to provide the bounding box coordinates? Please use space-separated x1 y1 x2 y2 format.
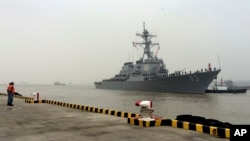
205 88 247 93
54 81 66 86
94 23 220 94
205 79 247 94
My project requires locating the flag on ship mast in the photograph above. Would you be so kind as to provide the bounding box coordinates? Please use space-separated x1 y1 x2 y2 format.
155 45 160 56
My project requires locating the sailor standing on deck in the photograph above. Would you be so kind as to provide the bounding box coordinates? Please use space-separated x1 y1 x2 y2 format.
7 82 15 106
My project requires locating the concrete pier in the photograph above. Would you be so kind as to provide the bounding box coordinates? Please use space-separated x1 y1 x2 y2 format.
0 96 228 141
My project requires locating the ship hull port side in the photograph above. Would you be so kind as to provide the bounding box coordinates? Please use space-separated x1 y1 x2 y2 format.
95 69 220 94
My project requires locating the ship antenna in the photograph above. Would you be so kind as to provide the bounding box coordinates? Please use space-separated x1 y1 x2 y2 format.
143 22 145 31
217 54 221 70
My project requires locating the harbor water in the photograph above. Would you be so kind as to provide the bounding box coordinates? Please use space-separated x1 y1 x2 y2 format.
1 84 249 124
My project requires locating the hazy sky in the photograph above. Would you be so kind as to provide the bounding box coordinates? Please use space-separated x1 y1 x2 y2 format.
0 0 249 85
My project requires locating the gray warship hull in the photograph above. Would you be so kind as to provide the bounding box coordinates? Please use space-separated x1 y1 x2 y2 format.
94 23 221 94
95 70 220 94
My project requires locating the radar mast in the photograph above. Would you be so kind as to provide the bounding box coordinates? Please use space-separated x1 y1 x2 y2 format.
133 22 159 60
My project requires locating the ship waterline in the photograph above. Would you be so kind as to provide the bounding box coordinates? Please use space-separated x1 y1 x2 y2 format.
94 23 220 94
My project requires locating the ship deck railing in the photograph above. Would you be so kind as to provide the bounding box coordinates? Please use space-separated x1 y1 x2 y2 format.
143 67 218 80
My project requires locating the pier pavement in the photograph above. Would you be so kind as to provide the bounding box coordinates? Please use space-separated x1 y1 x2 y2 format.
0 96 228 141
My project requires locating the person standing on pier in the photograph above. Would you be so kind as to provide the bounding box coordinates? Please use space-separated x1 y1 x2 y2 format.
7 82 15 106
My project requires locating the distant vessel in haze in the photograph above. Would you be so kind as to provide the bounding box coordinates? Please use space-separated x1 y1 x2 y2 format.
54 81 66 86
94 23 220 93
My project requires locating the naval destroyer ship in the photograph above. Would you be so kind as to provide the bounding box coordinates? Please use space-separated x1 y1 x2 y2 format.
94 23 220 93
